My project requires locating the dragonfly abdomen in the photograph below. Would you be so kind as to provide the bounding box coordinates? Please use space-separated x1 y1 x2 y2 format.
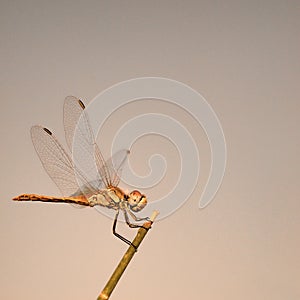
13 194 91 206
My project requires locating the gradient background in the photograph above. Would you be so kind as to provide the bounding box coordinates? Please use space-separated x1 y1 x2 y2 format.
1 1 299 299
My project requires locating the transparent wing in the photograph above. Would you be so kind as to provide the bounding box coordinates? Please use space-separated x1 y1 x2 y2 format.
63 96 129 188
63 96 101 188
104 149 130 187
30 125 98 198
111 149 130 186
64 96 91 152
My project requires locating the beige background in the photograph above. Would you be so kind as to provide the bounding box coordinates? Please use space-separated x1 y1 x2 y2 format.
1 1 299 299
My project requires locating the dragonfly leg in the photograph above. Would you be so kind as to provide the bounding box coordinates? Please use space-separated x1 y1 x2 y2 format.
112 210 133 247
124 209 150 231
128 209 151 222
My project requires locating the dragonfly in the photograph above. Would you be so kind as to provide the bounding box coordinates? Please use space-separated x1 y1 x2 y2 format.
13 96 150 247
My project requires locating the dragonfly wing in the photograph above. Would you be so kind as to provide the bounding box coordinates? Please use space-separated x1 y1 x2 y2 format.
64 96 91 152
95 148 130 187
63 96 104 189
63 96 130 188
30 125 97 198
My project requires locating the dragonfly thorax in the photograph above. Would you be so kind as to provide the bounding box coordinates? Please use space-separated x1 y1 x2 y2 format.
87 187 147 212
87 186 123 209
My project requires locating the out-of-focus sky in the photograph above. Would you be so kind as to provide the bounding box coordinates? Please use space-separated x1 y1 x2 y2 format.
1 1 299 299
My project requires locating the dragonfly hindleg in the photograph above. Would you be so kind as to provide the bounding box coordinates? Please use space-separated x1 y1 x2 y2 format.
112 210 133 247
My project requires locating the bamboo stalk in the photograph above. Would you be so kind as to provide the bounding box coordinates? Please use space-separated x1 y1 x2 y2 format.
97 210 159 300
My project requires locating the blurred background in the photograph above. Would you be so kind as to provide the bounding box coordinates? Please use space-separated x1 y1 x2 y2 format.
1 1 299 299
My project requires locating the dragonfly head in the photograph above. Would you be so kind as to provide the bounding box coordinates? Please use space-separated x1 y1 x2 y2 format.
128 190 147 212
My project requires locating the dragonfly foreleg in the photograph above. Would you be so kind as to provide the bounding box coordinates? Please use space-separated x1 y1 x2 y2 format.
127 209 150 222
123 209 149 228
112 210 132 246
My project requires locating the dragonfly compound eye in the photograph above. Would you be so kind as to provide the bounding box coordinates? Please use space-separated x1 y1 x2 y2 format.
128 190 147 212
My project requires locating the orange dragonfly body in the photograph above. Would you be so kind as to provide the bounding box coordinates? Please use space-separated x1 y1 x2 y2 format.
13 96 149 246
